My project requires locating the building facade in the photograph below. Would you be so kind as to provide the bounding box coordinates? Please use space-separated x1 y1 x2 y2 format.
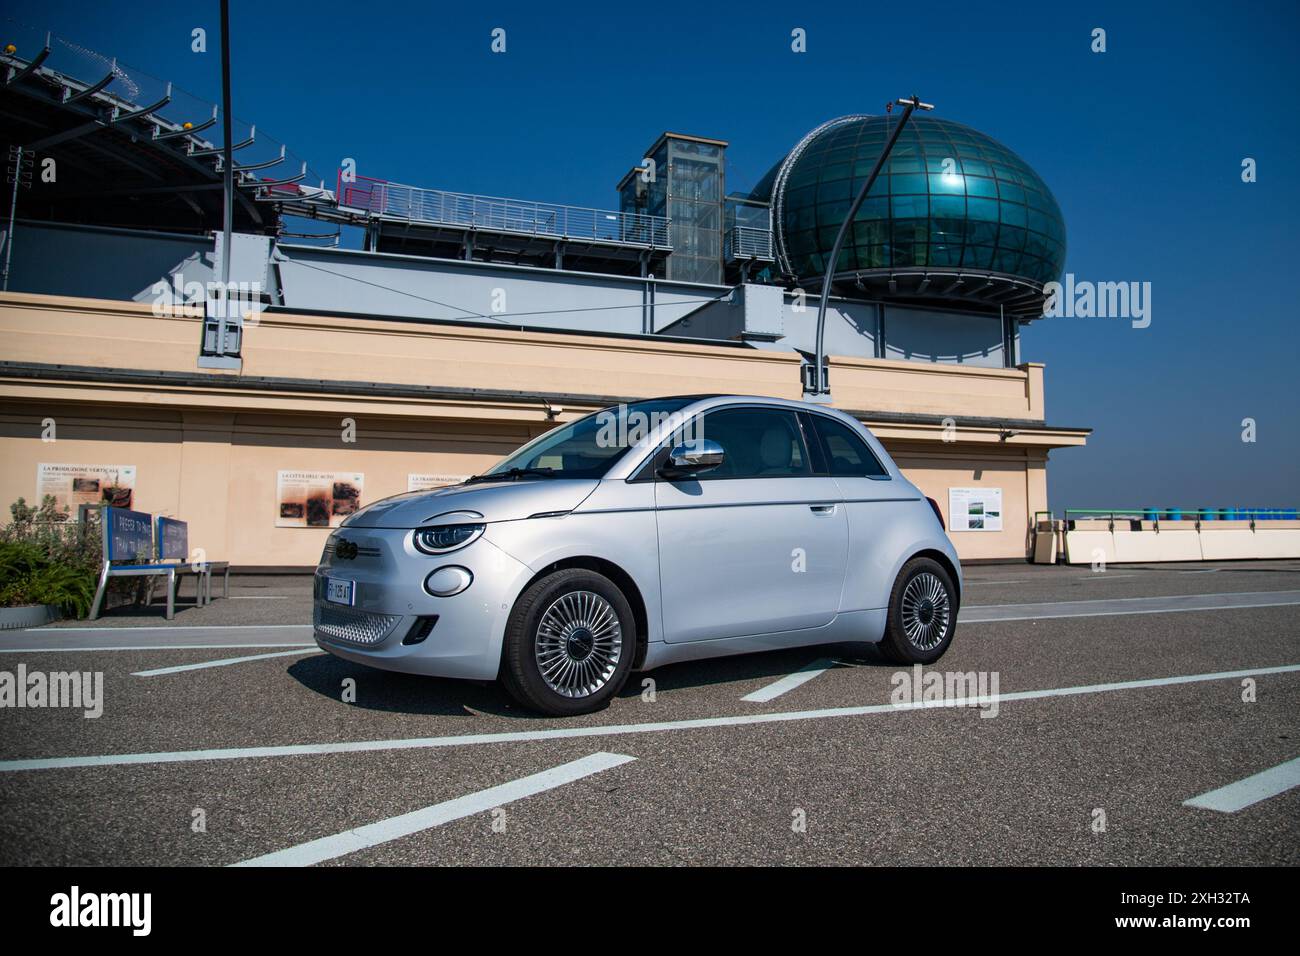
0 31 1088 568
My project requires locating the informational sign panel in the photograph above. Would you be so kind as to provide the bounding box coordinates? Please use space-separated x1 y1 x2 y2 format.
406 473 469 492
276 471 364 528
37 463 136 512
105 507 153 562
156 516 189 560
948 487 1003 532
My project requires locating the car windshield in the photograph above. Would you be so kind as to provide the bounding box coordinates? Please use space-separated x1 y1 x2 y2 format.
478 398 697 480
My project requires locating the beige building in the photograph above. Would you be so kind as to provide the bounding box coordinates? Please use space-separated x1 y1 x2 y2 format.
0 291 1087 567
0 44 1091 567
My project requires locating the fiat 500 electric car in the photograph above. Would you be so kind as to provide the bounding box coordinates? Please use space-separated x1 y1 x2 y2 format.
314 395 961 715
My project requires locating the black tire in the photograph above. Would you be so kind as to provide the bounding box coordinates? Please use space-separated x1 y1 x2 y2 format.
878 556 958 665
500 568 636 716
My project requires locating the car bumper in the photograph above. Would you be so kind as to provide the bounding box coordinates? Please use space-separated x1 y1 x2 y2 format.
312 528 534 680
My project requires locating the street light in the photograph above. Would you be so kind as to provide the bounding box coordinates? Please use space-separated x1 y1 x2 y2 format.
199 0 239 368
807 95 934 399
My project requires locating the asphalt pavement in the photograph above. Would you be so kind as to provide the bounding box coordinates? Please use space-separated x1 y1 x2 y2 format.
1 561 1296 866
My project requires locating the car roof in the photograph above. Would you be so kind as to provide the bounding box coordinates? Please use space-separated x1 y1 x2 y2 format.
600 394 890 482
674 394 858 419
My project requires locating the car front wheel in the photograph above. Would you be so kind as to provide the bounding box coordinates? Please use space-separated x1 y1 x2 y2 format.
879 556 957 664
500 568 636 715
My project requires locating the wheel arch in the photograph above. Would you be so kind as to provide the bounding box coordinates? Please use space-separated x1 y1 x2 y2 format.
520 556 651 669
907 548 962 611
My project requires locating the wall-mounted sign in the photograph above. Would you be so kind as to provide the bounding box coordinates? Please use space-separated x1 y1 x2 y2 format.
276 471 364 528
948 487 1003 532
406 473 469 492
37 463 137 514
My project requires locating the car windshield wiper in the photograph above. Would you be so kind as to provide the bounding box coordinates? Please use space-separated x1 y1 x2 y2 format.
464 467 558 484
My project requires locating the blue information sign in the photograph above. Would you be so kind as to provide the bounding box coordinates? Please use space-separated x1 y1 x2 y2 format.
156 516 189 561
105 507 153 563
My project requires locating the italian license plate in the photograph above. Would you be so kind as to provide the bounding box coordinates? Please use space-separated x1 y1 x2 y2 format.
325 577 355 606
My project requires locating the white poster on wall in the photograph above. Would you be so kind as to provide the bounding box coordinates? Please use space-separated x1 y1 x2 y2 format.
406 473 469 492
276 470 364 528
37 463 137 513
949 487 1003 532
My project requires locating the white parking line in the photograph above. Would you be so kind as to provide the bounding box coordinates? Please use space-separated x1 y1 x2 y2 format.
0 644 315 653
1182 757 1300 813
3 663 1295 774
960 590 1300 623
133 648 324 677
232 751 636 867
0 626 314 651
742 658 836 702
32 624 311 632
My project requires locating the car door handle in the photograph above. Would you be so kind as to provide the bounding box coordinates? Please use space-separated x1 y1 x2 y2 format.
810 504 837 515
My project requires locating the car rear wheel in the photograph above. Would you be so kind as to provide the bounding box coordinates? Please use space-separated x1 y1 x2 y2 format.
879 556 957 664
500 568 636 715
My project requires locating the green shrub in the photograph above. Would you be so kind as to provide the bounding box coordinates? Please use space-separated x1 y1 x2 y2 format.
0 497 105 619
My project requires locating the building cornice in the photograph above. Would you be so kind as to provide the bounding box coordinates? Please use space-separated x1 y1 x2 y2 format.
0 360 1092 442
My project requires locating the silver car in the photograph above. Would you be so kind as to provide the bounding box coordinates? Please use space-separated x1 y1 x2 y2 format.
314 395 961 715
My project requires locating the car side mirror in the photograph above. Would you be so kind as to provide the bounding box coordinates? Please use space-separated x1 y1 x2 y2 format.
661 439 725 478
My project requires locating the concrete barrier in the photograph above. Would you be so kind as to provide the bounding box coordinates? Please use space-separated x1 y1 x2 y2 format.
1060 519 1300 564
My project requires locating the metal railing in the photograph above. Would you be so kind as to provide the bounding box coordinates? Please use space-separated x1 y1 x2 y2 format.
725 225 775 261
338 175 671 249
1041 507 1299 531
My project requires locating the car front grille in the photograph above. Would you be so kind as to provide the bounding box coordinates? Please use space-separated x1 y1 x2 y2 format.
314 603 402 646
323 540 383 559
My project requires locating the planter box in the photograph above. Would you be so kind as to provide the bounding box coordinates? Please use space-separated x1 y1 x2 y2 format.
0 604 61 629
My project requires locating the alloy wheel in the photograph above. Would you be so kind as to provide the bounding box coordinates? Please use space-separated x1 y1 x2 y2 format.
900 571 951 650
534 590 623 698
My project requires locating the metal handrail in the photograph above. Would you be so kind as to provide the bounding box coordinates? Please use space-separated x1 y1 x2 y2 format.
1048 507 1299 532
338 176 671 249
725 225 774 261
1061 507 1297 519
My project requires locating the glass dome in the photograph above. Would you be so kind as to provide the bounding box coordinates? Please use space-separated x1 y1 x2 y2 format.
751 114 1066 293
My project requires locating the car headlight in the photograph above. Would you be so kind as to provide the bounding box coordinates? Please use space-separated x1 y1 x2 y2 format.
413 523 485 555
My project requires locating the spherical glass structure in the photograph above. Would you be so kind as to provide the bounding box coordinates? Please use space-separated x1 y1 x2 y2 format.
751 114 1066 299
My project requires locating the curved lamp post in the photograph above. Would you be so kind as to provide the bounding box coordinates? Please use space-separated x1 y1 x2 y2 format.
808 95 934 399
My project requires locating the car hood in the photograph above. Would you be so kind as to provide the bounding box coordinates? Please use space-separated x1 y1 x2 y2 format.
341 479 599 529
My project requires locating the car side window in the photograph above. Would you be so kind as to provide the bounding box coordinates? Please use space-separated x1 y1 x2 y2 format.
696 407 811 479
809 415 889 478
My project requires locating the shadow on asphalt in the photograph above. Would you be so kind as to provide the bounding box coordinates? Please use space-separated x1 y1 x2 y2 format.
286 654 504 718
286 641 891 719
82 596 206 620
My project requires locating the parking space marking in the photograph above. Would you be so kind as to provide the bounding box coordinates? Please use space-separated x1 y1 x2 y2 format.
33 624 311 632
3 663 1295 774
741 658 836 702
231 751 636 867
0 643 315 654
1183 757 1300 813
133 648 324 677
1 627 314 651
961 589 1300 623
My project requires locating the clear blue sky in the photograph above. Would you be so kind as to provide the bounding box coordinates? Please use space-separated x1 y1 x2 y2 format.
16 0 1300 510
